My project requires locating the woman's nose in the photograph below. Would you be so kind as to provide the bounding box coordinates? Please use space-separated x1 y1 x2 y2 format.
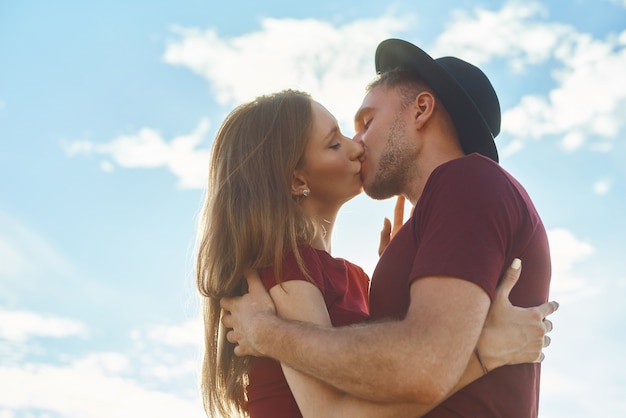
351 137 365 160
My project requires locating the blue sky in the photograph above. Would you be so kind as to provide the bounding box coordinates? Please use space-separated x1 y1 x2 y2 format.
1 0 625 417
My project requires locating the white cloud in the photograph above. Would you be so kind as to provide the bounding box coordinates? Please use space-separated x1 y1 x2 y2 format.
100 160 115 172
58 6 626 190
499 138 525 158
145 319 202 347
0 361 204 418
146 359 199 381
432 2 626 153
589 141 614 152
64 15 411 188
592 178 612 195
560 131 585 151
61 119 212 189
538 227 626 417
0 308 87 342
163 15 412 128
432 2 567 69
541 29 626 142
70 352 130 376
547 228 596 301
0 312 206 417
127 319 202 382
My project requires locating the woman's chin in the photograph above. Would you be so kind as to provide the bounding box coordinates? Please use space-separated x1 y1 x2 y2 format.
347 188 363 201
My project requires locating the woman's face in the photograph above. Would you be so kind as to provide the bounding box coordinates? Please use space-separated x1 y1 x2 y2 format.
295 101 364 206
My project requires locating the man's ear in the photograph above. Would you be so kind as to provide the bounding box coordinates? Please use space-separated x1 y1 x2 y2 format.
291 170 308 197
412 91 435 129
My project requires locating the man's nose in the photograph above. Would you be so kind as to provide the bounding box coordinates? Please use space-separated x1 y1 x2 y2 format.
352 133 365 146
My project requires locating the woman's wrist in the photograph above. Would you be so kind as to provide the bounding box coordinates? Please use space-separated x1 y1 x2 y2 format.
475 327 505 371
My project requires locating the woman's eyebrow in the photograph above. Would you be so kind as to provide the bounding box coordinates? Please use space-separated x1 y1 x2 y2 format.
324 125 339 143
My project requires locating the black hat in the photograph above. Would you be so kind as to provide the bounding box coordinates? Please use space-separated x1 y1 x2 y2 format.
375 38 501 162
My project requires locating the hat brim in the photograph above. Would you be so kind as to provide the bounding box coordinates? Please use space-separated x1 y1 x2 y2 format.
375 39 498 162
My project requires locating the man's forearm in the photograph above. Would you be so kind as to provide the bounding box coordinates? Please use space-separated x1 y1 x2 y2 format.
235 276 487 404
253 313 462 404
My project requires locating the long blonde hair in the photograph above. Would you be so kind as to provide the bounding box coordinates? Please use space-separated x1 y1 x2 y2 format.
196 90 316 417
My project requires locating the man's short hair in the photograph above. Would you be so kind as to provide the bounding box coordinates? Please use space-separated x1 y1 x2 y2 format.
367 68 433 109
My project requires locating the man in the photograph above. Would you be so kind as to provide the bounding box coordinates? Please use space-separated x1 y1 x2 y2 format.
222 38 554 416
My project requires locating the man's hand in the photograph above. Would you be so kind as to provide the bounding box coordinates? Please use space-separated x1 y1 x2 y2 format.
379 196 407 256
220 270 277 357
477 259 559 371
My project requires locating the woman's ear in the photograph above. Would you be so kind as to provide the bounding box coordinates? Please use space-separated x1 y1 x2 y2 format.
291 171 308 197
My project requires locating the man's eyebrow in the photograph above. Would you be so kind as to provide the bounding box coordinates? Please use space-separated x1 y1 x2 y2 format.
354 107 373 123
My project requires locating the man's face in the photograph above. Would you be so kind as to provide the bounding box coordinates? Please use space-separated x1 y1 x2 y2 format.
353 85 417 200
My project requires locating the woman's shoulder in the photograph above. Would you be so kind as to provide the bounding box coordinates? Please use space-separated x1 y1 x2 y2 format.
257 244 325 290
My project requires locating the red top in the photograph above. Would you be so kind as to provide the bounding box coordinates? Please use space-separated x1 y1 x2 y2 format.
246 245 370 418
370 154 551 417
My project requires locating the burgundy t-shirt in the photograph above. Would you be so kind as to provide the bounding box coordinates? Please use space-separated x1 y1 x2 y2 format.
246 245 370 418
370 153 551 417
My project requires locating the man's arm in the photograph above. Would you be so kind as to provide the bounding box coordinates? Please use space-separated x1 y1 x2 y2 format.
221 261 557 405
223 274 489 404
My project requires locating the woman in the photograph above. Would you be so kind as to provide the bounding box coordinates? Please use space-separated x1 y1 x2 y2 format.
196 90 552 417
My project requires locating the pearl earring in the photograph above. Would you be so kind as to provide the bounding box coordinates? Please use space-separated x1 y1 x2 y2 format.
302 189 310 197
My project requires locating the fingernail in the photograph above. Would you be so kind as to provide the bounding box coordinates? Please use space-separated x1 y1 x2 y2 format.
511 258 521 270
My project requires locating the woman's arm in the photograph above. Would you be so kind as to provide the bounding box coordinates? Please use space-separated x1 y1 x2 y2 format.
476 259 556 370
432 259 557 403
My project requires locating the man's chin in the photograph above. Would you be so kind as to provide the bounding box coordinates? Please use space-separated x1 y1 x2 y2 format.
363 185 395 201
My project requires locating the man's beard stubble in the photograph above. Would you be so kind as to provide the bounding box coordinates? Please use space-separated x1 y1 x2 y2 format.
364 116 416 200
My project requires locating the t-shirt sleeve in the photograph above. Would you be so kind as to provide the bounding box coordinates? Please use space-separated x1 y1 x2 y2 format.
345 261 371 300
411 157 522 300
257 246 326 295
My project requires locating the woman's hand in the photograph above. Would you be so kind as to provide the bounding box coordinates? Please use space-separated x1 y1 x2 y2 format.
476 259 559 371
379 196 407 256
